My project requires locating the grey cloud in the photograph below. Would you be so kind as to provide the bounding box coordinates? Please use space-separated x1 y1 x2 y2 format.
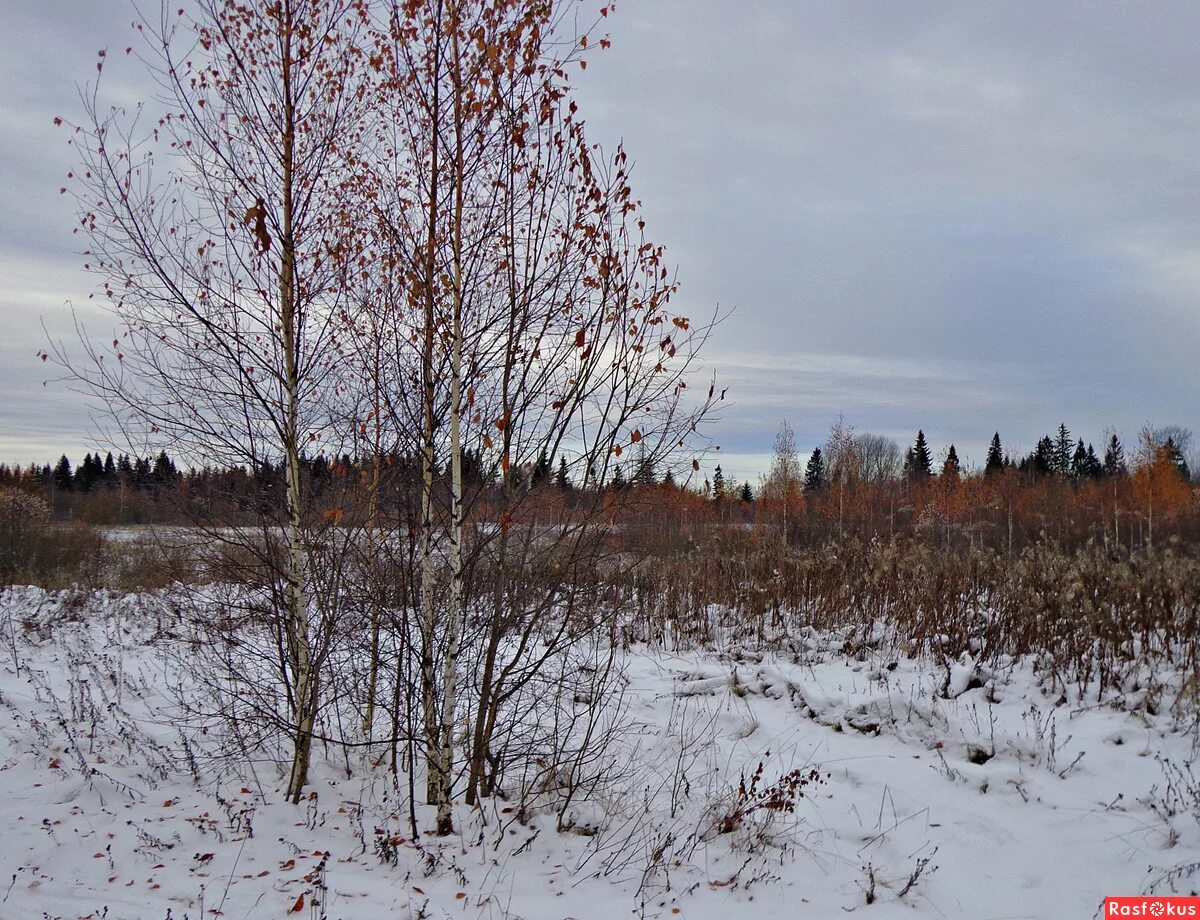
3 1 1199 484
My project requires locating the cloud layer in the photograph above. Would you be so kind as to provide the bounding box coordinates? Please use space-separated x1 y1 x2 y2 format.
3 1 1198 479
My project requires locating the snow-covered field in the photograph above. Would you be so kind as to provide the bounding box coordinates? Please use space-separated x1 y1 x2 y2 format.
1 585 1198 919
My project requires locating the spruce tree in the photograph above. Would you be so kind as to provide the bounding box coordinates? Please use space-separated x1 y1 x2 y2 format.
1103 434 1127 477
76 453 97 492
152 451 178 486
1070 439 1087 482
1084 443 1103 478
942 444 960 480
739 481 753 502
555 457 570 491
633 445 657 488
905 431 933 480
53 455 73 492
985 432 1004 475
610 464 626 490
1031 436 1055 476
1053 423 1073 477
712 465 725 500
804 447 825 492
530 451 551 487
1165 437 1191 481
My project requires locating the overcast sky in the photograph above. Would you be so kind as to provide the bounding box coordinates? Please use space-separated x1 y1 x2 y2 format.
3 2 1199 481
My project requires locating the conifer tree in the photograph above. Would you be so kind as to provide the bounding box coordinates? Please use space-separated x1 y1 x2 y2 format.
804 447 825 492
1070 439 1087 482
1103 434 1128 477
1164 437 1191 481
942 444 961 480
530 451 551 487
633 445 658 488
555 457 570 491
712 465 725 501
1030 436 1055 476
985 432 1004 475
151 451 178 486
610 464 626 490
1053 423 1073 477
905 431 933 480
76 453 98 492
739 481 754 502
1084 443 1103 478
53 455 73 492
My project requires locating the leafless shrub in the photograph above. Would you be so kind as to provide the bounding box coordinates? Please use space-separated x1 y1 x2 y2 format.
619 534 1200 716
0 489 105 588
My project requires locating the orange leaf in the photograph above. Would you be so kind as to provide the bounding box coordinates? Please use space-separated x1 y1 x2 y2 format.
574 329 586 348
631 430 642 443
289 893 305 913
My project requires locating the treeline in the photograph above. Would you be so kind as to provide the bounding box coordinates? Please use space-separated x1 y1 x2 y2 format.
0 444 690 526
3 418 1198 553
743 421 1199 552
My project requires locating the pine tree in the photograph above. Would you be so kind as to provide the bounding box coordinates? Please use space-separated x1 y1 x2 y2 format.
739 481 753 502
1103 434 1127 477
904 431 933 480
985 432 1004 475
941 444 960 480
712 465 725 501
662 469 676 488
1084 443 1103 479
804 447 825 492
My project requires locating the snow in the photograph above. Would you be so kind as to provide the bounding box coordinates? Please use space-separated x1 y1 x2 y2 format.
1 584 1198 919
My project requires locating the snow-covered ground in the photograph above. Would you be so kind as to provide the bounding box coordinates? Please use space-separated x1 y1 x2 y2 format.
1 585 1198 919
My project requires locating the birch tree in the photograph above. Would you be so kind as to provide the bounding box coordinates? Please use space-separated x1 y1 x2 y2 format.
57 0 372 802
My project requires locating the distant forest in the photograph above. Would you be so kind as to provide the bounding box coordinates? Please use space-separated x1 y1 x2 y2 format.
2 420 1197 553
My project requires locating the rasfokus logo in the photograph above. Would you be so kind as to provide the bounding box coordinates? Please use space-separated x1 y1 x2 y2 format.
1105 898 1200 917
